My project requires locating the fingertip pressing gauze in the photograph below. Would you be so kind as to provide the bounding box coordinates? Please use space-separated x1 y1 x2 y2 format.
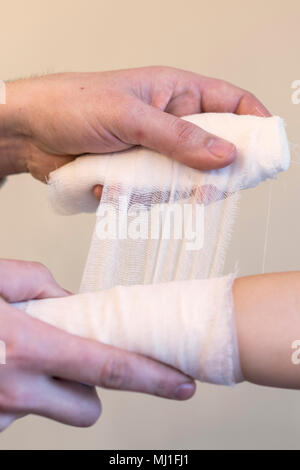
13 275 244 386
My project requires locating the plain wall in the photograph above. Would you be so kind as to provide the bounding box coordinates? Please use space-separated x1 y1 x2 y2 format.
0 0 300 450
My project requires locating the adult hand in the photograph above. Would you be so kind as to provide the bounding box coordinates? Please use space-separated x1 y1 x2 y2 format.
0 259 195 432
0 66 270 196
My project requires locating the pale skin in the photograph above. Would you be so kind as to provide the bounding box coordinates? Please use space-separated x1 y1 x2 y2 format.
234 272 300 389
0 65 292 432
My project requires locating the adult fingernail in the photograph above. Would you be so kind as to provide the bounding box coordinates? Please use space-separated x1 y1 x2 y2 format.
174 382 196 400
93 185 103 201
207 138 236 160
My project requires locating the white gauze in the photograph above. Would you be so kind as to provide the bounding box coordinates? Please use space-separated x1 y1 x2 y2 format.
48 113 289 291
15 275 242 385
14 113 290 386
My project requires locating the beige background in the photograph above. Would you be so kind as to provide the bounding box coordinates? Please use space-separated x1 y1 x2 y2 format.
0 0 300 450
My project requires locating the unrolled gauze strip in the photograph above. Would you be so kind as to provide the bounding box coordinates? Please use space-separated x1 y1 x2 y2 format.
48 113 290 215
13 275 243 386
48 113 290 291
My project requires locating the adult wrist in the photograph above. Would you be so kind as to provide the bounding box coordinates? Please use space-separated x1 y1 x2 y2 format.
0 80 30 177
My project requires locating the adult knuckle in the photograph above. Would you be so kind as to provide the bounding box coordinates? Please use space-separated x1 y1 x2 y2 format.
153 378 170 398
31 261 50 277
129 107 148 143
148 65 165 72
172 119 199 148
100 355 128 389
21 261 51 282
115 97 145 143
5 322 34 369
29 262 57 289
148 65 173 76
182 80 201 100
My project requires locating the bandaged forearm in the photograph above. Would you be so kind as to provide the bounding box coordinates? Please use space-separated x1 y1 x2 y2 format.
14 275 243 386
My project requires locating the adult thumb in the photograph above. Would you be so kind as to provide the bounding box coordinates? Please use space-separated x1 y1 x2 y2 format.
120 101 237 170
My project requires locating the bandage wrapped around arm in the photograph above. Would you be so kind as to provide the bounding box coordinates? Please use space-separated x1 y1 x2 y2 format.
13 275 243 386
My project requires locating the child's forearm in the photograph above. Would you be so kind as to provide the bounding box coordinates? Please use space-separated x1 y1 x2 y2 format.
234 272 300 389
13 271 300 390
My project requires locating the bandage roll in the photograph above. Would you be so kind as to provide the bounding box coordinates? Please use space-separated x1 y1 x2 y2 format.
48 113 290 215
47 113 290 291
13 275 243 386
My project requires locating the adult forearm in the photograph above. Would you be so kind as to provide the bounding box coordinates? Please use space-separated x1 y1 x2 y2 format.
234 272 300 389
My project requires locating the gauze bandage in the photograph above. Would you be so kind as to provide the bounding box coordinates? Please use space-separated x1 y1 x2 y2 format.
14 113 290 386
15 275 243 385
49 113 289 291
